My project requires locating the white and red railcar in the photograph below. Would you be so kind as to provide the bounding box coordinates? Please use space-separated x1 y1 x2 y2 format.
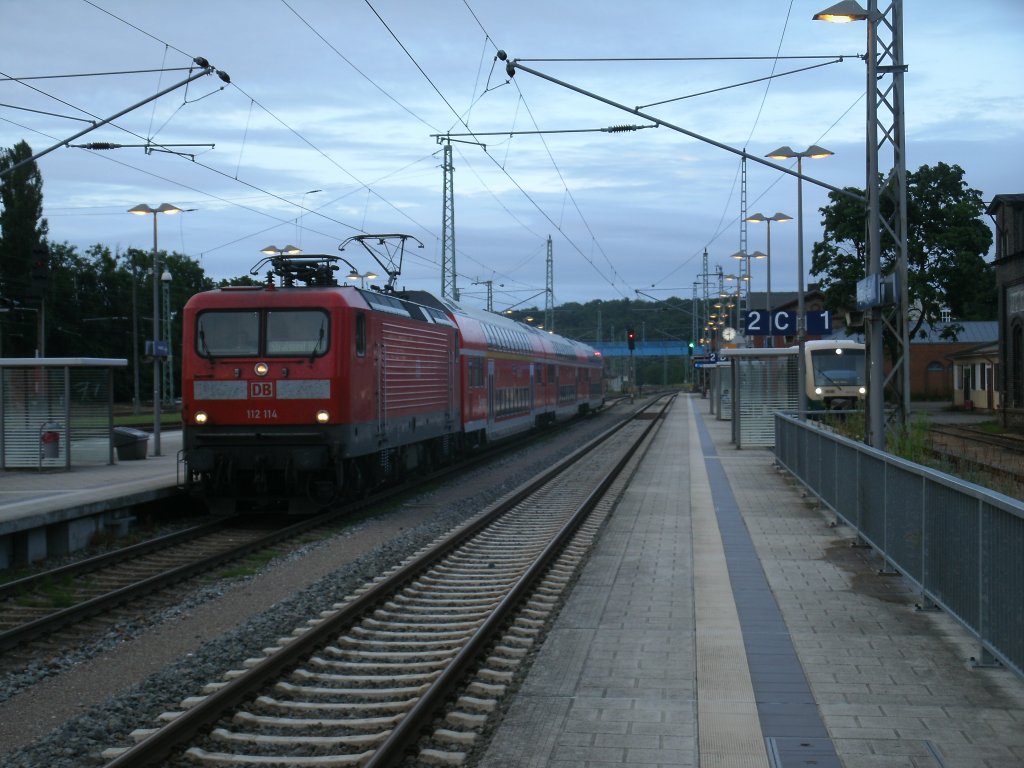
181 272 602 513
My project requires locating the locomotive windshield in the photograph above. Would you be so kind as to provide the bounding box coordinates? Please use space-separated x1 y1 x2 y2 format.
810 347 865 386
266 310 328 356
195 309 329 358
196 310 259 357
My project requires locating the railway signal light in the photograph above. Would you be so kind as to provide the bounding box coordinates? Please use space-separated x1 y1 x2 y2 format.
29 244 49 296
627 328 636 350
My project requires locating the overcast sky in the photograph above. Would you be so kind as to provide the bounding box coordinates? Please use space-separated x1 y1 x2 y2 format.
2 0 1021 316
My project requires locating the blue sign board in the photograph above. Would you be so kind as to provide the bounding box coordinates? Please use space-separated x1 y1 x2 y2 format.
743 310 834 336
805 310 834 335
856 274 879 309
145 340 169 359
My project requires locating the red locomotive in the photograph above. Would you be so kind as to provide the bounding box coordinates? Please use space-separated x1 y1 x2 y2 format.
180 235 603 513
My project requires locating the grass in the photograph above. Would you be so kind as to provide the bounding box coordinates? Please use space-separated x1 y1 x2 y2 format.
816 408 1012 494
216 550 281 579
15 576 91 609
973 420 1005 435
887 417 933 465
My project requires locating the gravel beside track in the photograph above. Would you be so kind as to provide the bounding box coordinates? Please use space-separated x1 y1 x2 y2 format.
0 405 627 767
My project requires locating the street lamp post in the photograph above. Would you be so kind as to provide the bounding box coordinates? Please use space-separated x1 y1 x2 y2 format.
814 0 909 449
162 269 173 404
297 189 321 247
261 244 302 257
746 212 792 345
131 261 140 414
336 255 378 289
764 146 833 417
128 203 182 456
730 250 766 343
721 274 748 338
346 269 378 289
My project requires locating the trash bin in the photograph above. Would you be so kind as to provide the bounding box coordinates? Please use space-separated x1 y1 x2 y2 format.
112 426 150 460
41 423 61 459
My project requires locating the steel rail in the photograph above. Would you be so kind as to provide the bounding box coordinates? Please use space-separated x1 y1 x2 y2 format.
2 406 629 653
0 519 229 601
102 396 669 767
367 395 673 767
0 523 282 653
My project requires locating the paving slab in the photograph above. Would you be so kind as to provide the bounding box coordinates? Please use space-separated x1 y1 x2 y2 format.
482 394 1024 768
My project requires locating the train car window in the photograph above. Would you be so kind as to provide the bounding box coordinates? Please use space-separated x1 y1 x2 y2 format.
266 310 330 356
468 358 484 387
196 310 259 357
426 307 455 326
363 292 412 318
356 312 366 357
400 300 427 322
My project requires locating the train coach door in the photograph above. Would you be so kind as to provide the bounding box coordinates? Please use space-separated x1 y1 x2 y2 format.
447 342 456 430
375 341 387 437
487 359 495 425
529 363 535 413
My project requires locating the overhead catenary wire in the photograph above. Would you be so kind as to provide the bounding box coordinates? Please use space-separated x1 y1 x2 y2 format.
4 2 871 305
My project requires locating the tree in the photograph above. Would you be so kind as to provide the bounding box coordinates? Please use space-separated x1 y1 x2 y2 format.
810 162 994 341
0 140 49 355
217 274 263 288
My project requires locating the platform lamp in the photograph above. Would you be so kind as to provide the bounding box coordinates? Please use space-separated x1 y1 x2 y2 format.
337 256 378 289
745 212 792 345
261 244 302 256
346 268 378 289
128 203 182 456
764 146 833 417
729 251 765 342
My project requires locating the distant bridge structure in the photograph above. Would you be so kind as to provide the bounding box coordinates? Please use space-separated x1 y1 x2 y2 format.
592 340 704 358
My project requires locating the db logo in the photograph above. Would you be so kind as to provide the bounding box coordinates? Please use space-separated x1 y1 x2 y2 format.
249 382 274 398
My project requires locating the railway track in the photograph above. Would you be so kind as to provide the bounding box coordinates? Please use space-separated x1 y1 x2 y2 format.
0 517 309 661
927 423 1024 495
0 403 635 669
99 396 672 767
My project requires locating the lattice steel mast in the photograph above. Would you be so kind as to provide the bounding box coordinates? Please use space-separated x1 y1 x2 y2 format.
545 235 554 332
439 139 458 301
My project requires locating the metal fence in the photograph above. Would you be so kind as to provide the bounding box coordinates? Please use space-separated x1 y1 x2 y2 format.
774 411 1024 679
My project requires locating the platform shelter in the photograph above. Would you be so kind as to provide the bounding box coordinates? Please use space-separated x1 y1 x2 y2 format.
725 347 799 448
0 358 128 469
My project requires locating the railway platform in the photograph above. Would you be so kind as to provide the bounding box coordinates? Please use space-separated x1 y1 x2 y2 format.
0 430 183 569
482 394 1024 768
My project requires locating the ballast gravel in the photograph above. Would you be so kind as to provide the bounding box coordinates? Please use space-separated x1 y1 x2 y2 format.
0 407 625 767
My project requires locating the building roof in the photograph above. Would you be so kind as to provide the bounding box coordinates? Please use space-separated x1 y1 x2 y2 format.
948 341 999 361
911 321 998 344
986 193 1024 214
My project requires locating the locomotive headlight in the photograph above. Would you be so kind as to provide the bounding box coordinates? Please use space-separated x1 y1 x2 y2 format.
815 387 823 395
194 410 209 425
254 361 270 377
858 386 867 395
316 409 330 424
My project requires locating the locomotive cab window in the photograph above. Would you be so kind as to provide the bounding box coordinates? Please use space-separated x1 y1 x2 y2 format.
266 310 329 356
355 313 366 357
810 347 865 386
196 310 260 357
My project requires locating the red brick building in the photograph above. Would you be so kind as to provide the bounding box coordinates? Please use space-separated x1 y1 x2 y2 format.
989 193 1024 430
